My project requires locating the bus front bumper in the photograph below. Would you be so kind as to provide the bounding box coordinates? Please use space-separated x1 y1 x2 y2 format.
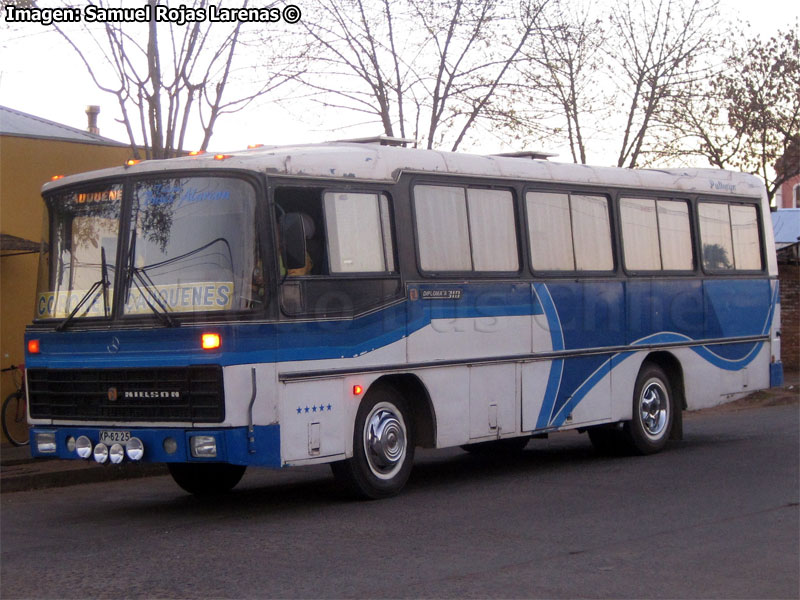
29 425 281 468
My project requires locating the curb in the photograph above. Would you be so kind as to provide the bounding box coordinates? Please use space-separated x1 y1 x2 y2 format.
1 459 167 494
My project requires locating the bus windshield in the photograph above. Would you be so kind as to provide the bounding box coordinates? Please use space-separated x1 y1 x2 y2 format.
35 182 122 321
35 176 261 321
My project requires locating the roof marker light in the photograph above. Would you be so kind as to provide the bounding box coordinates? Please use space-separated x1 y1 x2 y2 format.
189 150 205 156
28 339 40 354
125 159 141 166
51 175 65 181
201 333 221 350
247 144 264 149
214 154 232 161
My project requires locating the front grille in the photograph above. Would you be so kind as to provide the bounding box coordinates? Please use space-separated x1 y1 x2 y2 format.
27 366 225 423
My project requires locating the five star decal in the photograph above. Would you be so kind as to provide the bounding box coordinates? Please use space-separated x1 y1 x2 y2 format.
296 404 333 414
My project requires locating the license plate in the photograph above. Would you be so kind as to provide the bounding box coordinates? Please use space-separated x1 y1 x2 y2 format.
99 430 131 445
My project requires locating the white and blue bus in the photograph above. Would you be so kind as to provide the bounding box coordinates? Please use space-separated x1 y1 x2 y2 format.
25 142 783 498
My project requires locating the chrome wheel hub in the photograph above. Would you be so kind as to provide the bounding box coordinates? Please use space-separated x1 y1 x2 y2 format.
640 380 668 439
363 403 407 480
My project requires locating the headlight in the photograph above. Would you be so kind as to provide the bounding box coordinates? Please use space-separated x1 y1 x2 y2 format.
76 436 93 459
35 432 56 454
93 443 109 463
190 435 217 458
126 437 144 461
109 443 125 464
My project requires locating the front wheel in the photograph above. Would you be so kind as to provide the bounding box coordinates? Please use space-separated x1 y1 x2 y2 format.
167 463 246 496
330 386 414 499
2 390 29 447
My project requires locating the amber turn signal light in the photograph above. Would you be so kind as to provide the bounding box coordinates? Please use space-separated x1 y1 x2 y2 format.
201 333 221 350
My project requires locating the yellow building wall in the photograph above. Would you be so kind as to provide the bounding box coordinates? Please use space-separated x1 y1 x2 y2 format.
0 136 132 442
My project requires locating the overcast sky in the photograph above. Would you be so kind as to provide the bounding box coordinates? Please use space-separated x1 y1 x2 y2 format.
1 0 797 159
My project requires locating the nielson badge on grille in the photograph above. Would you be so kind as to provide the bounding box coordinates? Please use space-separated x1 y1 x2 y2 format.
107 387 118 402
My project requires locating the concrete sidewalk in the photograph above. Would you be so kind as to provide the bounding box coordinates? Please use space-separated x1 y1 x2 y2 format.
2 371 797 494
0 443 167 493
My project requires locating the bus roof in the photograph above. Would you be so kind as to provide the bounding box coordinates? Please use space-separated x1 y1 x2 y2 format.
42 142 766 199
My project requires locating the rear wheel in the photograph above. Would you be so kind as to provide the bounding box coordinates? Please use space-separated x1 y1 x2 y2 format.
167 463 246 496
588 363 674 456
2 390 29 447
627 363 673 454
330 386 414 499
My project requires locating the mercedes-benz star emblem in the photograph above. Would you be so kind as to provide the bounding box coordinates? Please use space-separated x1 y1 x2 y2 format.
107 336 120 353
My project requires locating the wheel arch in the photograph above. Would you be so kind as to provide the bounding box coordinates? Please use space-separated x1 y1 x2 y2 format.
641 351 685 440
369 373 437 448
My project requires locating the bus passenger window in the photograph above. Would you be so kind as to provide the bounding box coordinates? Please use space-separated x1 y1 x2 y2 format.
527 192 574 270
657 200 693 270
730 205 761 270
413 184 518 273
526 191 613 272
323 192 395 273
699 202 735 270
620 197 661 270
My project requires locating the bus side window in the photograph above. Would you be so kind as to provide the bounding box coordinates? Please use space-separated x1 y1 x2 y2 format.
323 191 395 273
698 202 762 271
274 187 327 275
526 191 613 272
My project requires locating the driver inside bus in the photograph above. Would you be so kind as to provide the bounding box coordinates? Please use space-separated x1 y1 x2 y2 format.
252 213 314 301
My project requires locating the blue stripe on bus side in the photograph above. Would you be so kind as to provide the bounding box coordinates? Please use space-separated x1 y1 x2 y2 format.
533 283 564 429
25 280 775 379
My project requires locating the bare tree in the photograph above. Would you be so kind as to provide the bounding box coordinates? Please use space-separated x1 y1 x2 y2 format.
660 27 799 201
41 0 303 159
295 0 546 150
513 0 606 163
606 0 721 168
296 0 414 139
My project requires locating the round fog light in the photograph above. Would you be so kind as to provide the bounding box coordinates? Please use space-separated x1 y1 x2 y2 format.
126 437 144 461
76 436 93 459
163 437 178 455
93 443 109 464
66 436 76 453
109 443 125 464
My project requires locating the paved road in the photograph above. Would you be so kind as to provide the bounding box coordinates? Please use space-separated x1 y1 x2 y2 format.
2 403 798 599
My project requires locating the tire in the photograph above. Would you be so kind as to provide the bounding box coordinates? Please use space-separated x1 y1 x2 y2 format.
461 436 530 456
588 363 674 456
330 386 415 499
625 363 674 454
2 390 29 447
167 463 246 496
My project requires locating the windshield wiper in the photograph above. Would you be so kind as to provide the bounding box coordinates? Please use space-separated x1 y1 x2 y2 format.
55 248 111 331
123 229 177 327
126 266 178 327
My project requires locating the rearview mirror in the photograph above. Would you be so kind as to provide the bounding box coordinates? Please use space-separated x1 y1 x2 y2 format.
280 212 307 271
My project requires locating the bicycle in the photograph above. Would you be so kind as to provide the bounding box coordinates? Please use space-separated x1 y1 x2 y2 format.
2 364 29 446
